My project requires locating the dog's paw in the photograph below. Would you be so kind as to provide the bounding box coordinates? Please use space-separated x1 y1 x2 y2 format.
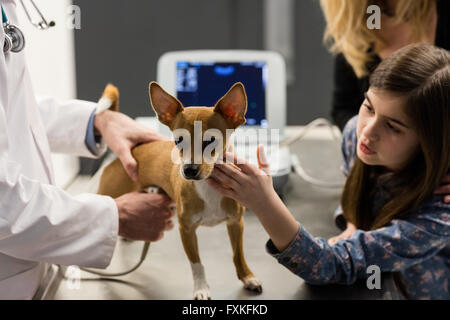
243 276 263 294
193 288 211 300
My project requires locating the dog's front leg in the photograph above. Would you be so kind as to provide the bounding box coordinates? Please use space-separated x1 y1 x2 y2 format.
179 224 211 300
226 216 263 293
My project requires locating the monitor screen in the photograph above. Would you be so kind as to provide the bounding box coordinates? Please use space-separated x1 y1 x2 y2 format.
176 61 267 127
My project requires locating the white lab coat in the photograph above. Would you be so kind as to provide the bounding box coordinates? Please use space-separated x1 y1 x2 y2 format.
0 0 118 299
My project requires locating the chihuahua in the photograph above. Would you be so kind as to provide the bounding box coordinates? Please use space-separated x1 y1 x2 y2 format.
97 82 262 299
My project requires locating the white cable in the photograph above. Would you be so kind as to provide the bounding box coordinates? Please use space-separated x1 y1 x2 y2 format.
281 117 344 188
280 117 342 147
291 154 344 188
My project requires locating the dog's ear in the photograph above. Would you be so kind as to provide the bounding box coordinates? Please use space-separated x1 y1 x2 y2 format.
213 82 247 129
149 81 184 129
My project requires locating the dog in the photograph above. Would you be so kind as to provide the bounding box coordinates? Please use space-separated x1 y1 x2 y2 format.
97 82 262 299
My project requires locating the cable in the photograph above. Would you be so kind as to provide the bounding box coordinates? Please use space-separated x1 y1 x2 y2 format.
291 154 344 188
69 186 165 278
80 241 151 277
280 117 342 147
58 241 151 279
60 159 154 279
280 117 345 188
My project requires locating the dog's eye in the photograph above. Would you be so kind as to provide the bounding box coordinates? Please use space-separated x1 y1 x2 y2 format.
175 136 183 146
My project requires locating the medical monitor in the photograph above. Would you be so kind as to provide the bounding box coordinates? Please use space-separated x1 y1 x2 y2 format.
176 61 267 127
156 50 286 137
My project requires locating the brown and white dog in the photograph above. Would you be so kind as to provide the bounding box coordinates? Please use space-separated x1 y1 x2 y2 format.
97 82 262 299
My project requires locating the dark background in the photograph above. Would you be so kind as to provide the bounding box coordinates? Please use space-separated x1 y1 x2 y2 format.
73 0 333 126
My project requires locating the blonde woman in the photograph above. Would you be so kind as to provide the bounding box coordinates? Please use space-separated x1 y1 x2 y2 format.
319 0 449 245
320 0 449 130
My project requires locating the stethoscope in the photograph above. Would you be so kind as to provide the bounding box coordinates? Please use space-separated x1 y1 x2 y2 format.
2 0 54 54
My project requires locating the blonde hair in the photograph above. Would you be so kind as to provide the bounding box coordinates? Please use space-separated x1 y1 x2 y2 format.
320 0 435 78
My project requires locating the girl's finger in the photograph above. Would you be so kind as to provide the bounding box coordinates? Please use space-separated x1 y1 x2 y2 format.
257 144 270 175
207 178 237 199
328 236 339 245
215 163 246 182
210 168 241 190
445 195 450 204
221 152 259 175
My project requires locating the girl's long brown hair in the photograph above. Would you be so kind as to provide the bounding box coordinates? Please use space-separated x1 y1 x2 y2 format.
341 44 450 230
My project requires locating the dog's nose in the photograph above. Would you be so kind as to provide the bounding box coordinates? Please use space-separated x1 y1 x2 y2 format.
183 164 200 179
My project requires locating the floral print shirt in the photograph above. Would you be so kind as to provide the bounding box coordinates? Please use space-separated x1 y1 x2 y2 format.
266 116 450 299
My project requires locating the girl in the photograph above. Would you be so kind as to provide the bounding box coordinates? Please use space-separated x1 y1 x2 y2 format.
321 0 450 246
207 44 449 299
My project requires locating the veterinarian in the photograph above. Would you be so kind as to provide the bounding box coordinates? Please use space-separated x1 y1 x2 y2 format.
0 0 174 299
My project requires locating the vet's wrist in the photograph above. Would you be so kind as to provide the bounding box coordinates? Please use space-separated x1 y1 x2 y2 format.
114 197 127 237
94 109 113 135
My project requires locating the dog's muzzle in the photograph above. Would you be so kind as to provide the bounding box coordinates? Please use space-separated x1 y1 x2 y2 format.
182 164 200 180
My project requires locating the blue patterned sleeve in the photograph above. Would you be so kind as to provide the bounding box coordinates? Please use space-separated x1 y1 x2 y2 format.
340 115 358 177
333 115 358 229
267 204 450 285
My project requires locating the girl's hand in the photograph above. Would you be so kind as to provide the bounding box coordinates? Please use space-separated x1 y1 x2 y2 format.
207 145 299 252
327 221 357 245
206 145 278 213
434 173 450 204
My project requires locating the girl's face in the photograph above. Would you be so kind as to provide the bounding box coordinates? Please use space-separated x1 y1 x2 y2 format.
356 88 420 172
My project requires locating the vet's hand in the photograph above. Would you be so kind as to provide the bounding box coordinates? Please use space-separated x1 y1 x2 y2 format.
115 191 175 242
434 173 450 204
327 221 357 245
207 145 277 213
95 110 169 181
